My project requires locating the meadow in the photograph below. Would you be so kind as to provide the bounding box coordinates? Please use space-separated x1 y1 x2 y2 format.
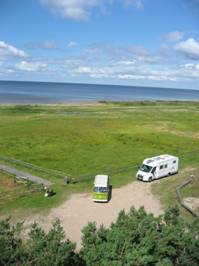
0 102 199 217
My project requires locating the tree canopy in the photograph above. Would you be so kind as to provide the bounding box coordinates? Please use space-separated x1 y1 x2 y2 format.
81 206 199 265
0 207 198 266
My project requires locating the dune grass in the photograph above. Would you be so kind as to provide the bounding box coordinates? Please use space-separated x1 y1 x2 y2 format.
0 101 199 217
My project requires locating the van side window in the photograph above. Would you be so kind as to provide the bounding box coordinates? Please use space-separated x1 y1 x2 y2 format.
160 165 164 170
173 160 176 163
164 164 168 168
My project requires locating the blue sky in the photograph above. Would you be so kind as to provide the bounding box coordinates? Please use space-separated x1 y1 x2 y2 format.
0 0 199 89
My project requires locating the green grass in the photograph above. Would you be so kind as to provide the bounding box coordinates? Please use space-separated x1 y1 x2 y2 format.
151 167 199 221
181 176 199 198
0 102 199 217
0 171 42 217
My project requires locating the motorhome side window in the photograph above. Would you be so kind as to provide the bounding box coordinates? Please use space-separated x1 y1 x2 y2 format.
164 164 168 168
173 160 176 163
160 165 164 170
151 167 156 174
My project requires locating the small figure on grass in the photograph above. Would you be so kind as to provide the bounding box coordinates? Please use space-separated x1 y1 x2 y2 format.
44 186 56 197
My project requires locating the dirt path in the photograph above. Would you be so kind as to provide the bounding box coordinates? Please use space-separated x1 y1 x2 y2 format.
0 164 52 187
25 181 163 249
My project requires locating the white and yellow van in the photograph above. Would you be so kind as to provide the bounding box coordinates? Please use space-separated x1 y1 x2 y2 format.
92 174 109 202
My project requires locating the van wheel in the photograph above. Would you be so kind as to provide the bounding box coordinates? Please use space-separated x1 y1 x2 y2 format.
149 177 152 182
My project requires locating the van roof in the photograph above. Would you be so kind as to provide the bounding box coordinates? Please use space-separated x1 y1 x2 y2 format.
143 154 178 166
94 175 108 187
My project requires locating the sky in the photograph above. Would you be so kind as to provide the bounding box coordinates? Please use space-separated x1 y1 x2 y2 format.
0 0 199 89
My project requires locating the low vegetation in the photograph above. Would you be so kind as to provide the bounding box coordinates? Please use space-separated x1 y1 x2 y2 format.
0 171 40 202
152 168 199 220
0 207 198 265
0 102 199 216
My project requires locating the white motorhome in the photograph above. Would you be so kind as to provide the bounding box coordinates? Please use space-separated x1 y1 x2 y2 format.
136 154 179 182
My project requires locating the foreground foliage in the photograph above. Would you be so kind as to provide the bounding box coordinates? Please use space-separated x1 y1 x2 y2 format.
0 219 83 266
81 207 199 265
0 207 198 265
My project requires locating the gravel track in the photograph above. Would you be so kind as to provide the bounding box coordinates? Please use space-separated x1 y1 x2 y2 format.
25 181 163 249
0 164 52 187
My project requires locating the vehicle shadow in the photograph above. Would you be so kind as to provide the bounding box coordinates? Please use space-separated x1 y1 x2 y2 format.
108 185 112 202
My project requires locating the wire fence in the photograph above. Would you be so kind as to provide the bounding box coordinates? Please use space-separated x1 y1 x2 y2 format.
77 149 199 181
176 175 199 218
0 155 71 181
1 150 198 207
0 149 199 184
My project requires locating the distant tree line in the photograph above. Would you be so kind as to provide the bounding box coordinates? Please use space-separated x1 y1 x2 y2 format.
0 206 199 266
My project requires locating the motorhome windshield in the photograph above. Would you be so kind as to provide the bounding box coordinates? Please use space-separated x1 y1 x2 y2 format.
94 187 108 193
140 164 152 173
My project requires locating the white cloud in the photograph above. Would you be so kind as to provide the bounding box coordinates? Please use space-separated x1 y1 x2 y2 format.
69 53 199 82
113 60 136 65
0 41 27 60
165 31 184 42
62 42 187 82
16 61 48 72
67 41 78 48
72 63 160 81
175 38 199 59
123 0 144 9
73 66 113 78
85 43 158 64
41 0 144 21
183 62 199 74
2 38 198 85
41 0 103 21
184 63 194 69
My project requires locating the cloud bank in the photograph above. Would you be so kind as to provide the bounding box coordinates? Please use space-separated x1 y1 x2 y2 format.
0 41 27 60
41 0 104 21
41 0 144 21
1 38 199 87
16 61 48 72
175 38 199 60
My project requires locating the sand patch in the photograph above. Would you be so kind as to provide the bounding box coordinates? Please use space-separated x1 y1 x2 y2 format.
24 181 163 249
183 197 199 216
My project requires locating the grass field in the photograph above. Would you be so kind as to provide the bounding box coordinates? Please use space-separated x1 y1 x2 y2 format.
0 102 199 217
0 171 42 216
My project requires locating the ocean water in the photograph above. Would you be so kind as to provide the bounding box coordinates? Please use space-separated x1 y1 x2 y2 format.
0 80 199 104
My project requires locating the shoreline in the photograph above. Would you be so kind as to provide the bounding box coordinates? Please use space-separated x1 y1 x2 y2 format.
0 99 199 106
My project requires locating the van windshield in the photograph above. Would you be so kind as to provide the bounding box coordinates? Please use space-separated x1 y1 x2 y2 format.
140 164 152 173
94 187 109 193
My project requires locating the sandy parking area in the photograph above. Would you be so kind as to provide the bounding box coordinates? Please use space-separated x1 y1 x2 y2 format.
25 181 163 249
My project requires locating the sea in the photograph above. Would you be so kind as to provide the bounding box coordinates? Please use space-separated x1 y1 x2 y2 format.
0 80 199 104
